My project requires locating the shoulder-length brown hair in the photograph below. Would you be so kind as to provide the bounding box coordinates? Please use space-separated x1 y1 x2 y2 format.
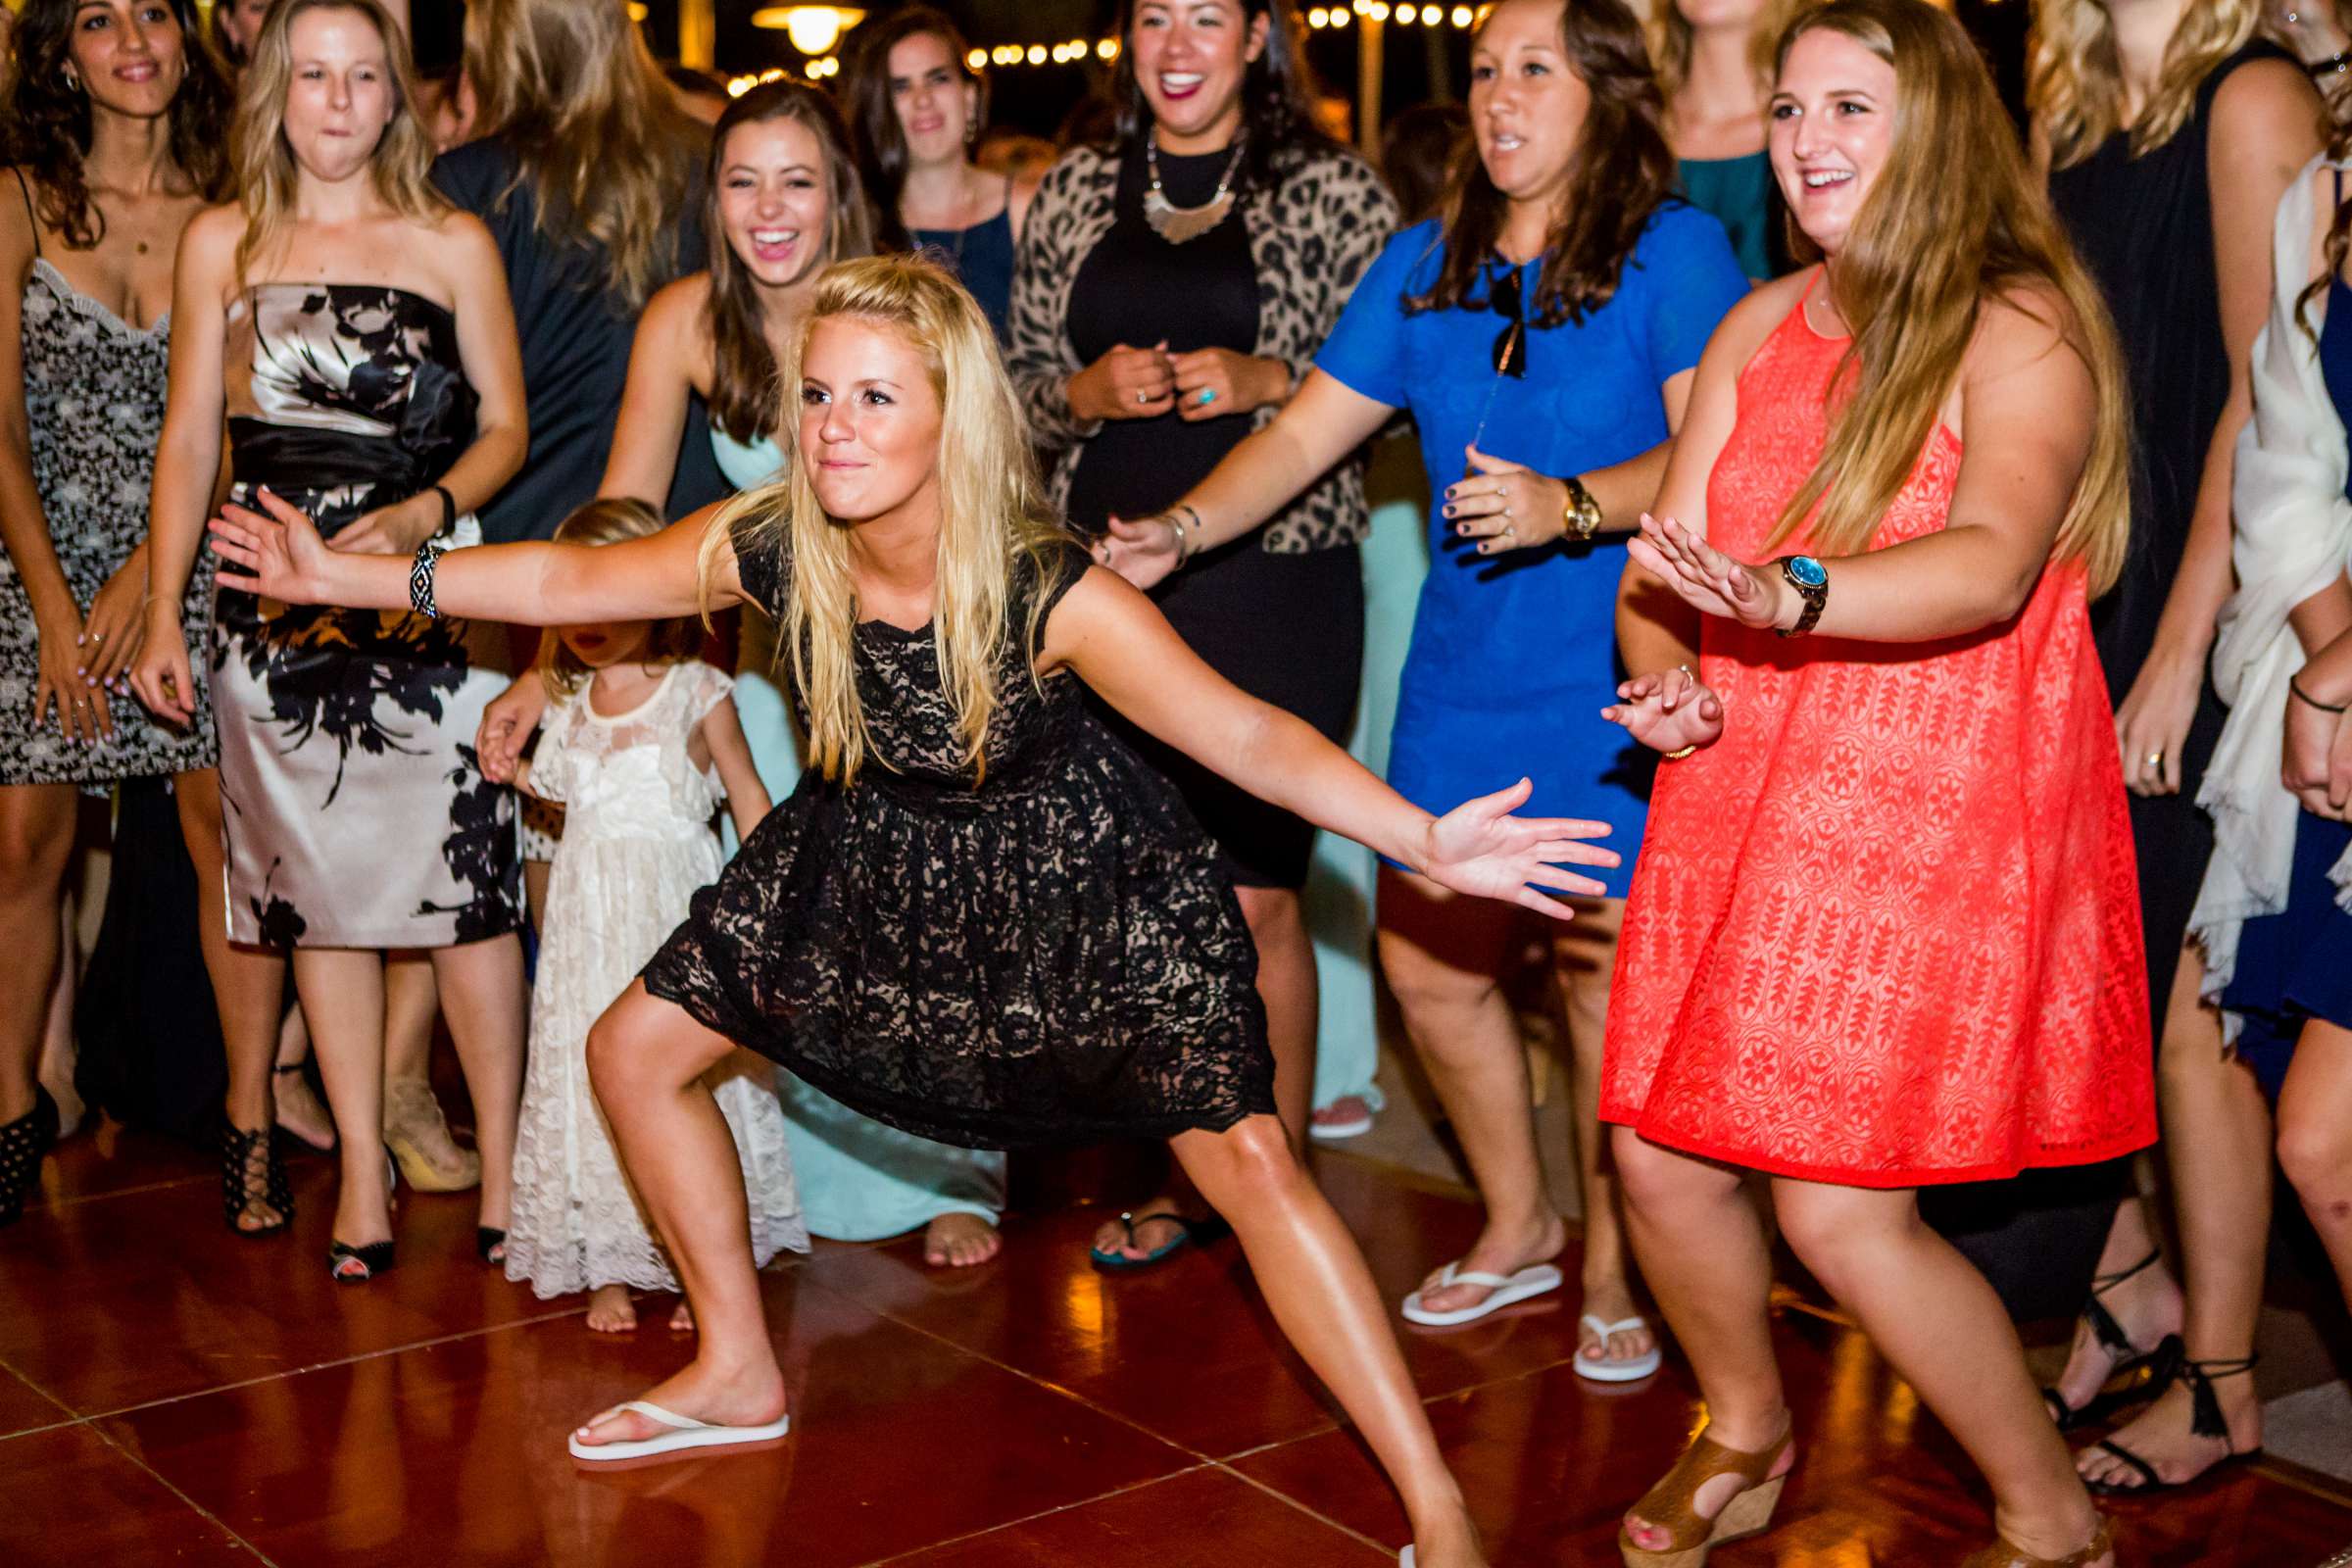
704 80 875 446
1408 0 1676 327
0 0 234 248
464 0 705 310
842 5 984 254
231 0 446 282
1771 0 2131 594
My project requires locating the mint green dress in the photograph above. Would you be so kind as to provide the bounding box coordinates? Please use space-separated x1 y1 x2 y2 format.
710 427 1005 1239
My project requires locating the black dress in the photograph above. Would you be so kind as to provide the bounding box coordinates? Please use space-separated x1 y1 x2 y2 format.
1060 143 1363 891
2049 40 2292 1025
640 521 1278 1150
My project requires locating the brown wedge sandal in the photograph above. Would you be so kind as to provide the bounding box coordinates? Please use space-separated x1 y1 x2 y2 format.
1959 1518 2113 1567
1618 1424 1793 1568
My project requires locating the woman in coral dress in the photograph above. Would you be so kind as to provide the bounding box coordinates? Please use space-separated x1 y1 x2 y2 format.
1596 5 2152 1567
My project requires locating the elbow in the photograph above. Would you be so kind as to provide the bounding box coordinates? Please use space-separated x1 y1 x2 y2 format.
1981 564 2041 629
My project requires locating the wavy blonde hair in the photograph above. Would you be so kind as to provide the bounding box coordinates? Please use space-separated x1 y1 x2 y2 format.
2030 0 2259 169
230 0 444 282
464 0 705 310
1772 0 2132 596
703 256 1070 787
1647 0 1825 110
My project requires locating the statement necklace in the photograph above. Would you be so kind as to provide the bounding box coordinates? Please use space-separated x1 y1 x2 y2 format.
1144 136 1247 244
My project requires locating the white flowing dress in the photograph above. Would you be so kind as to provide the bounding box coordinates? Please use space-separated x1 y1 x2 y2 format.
504 662 806 1296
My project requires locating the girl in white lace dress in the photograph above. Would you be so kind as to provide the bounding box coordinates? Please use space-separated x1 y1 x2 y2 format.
503 499 806 1332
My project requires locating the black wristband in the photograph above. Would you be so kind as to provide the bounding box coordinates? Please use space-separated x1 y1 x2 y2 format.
431 484 457 536
2290 675 2350 714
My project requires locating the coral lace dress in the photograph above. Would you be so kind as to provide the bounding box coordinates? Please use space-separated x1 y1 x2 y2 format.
1601 287 2156 1187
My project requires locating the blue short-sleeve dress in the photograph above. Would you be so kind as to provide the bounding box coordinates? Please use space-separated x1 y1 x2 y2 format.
1314 205 1747 893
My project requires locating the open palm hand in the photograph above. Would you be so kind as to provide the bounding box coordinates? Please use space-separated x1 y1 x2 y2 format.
1420 778 1620 919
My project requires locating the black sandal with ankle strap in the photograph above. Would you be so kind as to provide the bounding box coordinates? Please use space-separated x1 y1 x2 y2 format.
220 1122 293 1237
2085 1354 2260 1494
2042 1250 2183 1432
0 1089 59 1228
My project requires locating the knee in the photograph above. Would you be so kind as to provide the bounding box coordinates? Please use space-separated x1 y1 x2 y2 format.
1614 1129 1732 1222
584 1008 652 1107
1377 941 1497 1037
1236 885 1306 950
0 808 69 896
1774 1188 1908 1298
1186 1116 1305 1207
2276 1108 2352 1209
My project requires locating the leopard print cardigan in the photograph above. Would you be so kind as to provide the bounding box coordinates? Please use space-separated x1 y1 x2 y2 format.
1005 139 1398 553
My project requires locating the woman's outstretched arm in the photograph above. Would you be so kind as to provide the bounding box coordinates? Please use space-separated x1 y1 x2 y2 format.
209 490 748 627
1042 564 1620 917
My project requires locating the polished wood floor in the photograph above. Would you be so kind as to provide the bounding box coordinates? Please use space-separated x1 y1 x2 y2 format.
1 1124 2346 1566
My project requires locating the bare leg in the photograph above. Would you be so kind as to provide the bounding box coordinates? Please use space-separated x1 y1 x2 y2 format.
428 934 525 1237
1615 1129 1792 1550
2080 948 2268 1487
0 782 75 1126
571 982 786 1448
2277 1017 2352 1302
271 1003 335 1151
38 893 81 1136
1551 899 1654 1371
1378 866 1565 1315
383 951 477 1191
1093 883 1317 1260
1171 1115 1485 1568
294 948 392 1252
2045 1195 2182 1415
175 769 292 1227
1775 1181 2107 1561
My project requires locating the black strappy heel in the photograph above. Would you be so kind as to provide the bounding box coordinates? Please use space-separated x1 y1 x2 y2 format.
2086 1354 2261 1494
327 1239 396 1283
2042 1250 2183 1431
0 1088 60 1228
220 1122 292 1237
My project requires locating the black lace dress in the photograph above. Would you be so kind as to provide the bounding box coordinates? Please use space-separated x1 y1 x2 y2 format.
641 522 1277 1150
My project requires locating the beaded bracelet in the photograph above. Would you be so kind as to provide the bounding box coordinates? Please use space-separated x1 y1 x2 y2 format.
410 540 444 619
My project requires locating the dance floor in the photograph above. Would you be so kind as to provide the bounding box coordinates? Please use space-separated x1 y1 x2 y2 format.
2 1126 2347 1566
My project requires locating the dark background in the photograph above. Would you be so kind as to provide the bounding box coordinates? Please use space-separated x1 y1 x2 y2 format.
407 2 2035 143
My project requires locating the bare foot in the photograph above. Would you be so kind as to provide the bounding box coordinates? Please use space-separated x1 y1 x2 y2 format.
272 1065 337 1152
569 1352 788 1453
1576 1273 1658 1374
586 1285 638 1334
669 1298 694 1332
1623 1418 1795 1555
2046 1256 2182 1420
2076 1375 2260 1490
1412 1211 1568 1318
925 1211 1002 1267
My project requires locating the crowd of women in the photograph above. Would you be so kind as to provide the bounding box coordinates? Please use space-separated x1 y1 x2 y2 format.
6 0 2352 1564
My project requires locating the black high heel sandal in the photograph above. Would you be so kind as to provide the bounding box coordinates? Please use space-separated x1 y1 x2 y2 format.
0 1089 60 1228
2041 1250 2183 1431
2086 1354 2261 1494
327 1239 396 1283
220 1123 293 1237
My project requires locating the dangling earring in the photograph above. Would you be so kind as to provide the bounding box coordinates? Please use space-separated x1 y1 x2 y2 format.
62 65 82 92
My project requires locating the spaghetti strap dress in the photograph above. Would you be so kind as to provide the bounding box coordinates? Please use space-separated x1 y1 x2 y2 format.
640 520 1278 1149
1602 285 2156 1187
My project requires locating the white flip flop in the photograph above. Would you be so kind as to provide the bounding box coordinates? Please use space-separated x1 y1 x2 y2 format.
1573 1313 1663 1383
1400 1548 1415 1566
1400 1260 1564 1327
566 1398 791 1463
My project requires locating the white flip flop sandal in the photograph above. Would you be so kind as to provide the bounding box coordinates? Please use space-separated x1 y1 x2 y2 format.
1400 1548 1414 1566
1400 1260 1564 1327
1574 1313 1663 1383
566 1398 791 1463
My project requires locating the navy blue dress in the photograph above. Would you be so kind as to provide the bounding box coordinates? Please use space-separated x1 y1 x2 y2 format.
2219 269 2352 1095
1312 208 1747 894
910 199 1016 345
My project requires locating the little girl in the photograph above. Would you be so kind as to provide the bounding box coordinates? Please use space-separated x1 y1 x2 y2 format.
500 498 807 1332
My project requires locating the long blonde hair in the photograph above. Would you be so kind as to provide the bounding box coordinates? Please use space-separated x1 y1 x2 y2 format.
704 256 1069 787
2030 0 2259 170
231 0 445 281
463 0 705 310
1772 0 2132 596
1646 0 1822 111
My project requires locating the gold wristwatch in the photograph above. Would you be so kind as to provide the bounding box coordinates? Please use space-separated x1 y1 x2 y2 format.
1560 474 1601 542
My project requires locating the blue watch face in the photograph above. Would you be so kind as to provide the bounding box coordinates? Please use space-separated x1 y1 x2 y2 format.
1787 556 1828 589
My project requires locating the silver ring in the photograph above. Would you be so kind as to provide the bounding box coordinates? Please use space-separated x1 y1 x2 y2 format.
1500 523 1515 541
2144 751 2163 769
1137 390 1149 405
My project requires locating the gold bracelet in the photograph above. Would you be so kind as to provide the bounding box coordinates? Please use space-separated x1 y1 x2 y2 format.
1660 744 1698 760
1561 474 1601 542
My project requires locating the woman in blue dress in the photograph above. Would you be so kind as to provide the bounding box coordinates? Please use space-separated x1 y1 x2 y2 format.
841 6 1036 344
1098 0 1746 1376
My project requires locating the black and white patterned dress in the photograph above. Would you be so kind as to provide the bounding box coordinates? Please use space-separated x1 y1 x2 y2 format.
641 520 1278 1150
1 257 217 786
211 283 519 949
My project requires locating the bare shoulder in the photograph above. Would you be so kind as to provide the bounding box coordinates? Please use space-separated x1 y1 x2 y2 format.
174 201 246 288
0 167 33 274
1006 172 1042 236
2209 55 2326 162
646 270 713 324
1705 269 1808 367
1968 281 2091 391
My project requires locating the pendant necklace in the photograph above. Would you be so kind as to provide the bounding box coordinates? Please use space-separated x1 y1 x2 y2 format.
1145 135 1247 244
